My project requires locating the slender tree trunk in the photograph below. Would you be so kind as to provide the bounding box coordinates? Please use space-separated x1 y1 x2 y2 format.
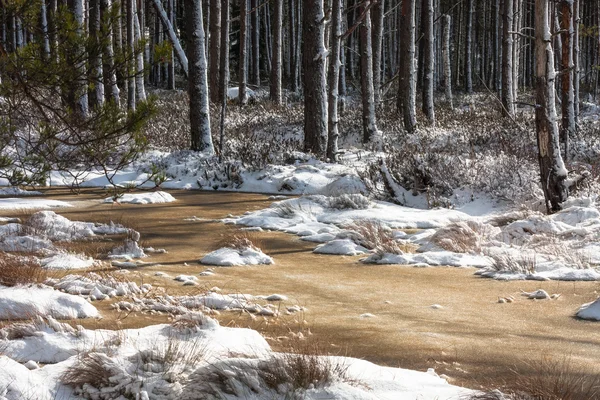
442 14 453 109
502 0 515 116
397 0 417 134
185 0 214 153
167 0 175 89
371 0 384 106
88 0 104 108
560 0 575 162
327 0 342 161
134 0 146 101
359 1 378 144
100 0 120 105
535 0 568 213
251 0 260 85
239 0 248 105
208 0 221 102
270 0 283 104
422 0 435 124
218 0 230 104
302 0 328 157
151 0 189 76
573 0 580 121
127 0 136 110
288 0 297 92
41 0 51 58
465 0 474 93
66 0 89 117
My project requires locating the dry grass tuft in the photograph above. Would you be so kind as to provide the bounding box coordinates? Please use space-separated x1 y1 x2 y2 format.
61 352 113 389
430 221 498 253
485 251 537 274
0 252 48 286
345 220 414 255
214 231 263 252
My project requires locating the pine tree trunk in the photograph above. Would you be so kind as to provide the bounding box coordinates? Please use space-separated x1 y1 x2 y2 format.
127 0 136 110
41 0 51 59
100 0 120 106
422 0 435 124
151 0 189 76
239 0 248 105
573 0 580 122
270 0 282 104
560 0 575 163
359 0 378 144
465 0 474 93
134 0 146 101
397 0 417 134
535 0 568 213
288 0 297 92
185 0 214 153
251 0 260 85
442 14 453 109
218 0 230 104
302 0 328 157
327 0 342 161
167 0 175 90
502 0 515 116
371 0 384 106
88 0 104 108
66 0 89 117
208 0 221 102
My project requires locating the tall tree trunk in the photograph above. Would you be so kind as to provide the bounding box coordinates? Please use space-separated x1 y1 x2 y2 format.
134 0 146 101
41 0 51 59
185 0 214 153
465 0 474 93
560 0 575 163
442 14 453 109
208 0 221 102
88 0 104 108
100 0 120 105
239 0 248 105
397 0 417 134
422 0 435 124
535 0 568 213
288 0 298 92
251 0 260 85
167 0 175 89
359 0 378 144
302 0 328 157
270 0 282 104
151 0 189 76
218 0 230 104
502 0 515 116
127 0 136 110
66 0 89 117
573 0 580 122
327 0 342 161
371 0 384 106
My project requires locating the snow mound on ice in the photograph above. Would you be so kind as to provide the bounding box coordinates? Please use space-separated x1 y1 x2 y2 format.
109 239 147 259
200 247 273 266
0 187 43 196
362 251 494 268
577 298 600 320
26 211 95 241
314 239 368 256
105 191 176 204
40 253 95 270
0 198 72 210
47 273 152 300
0 284 99 319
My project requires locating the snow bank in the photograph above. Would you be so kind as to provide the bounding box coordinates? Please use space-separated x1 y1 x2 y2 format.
47 273 152 300
314 239 368 256
0 285 99 319
105 191 176 204
0 198 71 210
200 247 273 266
0 187 43 196
577 298 600 320
362 251 494 268
40 253 96 270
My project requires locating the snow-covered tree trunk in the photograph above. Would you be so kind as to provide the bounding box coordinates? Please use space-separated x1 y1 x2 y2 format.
166 0 175 90
502 0 515 117
422 0 435 124
41 0 50 59
270 0 282 104
88 0 104 108
302 0 328 157
535 0 568 213
209 0 221 102
134 0 146 102
442 14 453 109
359 1 378 144
184 0 214 154
218 0 230 104
327 0 342 161
560 0 575 162
127 0 136 110
239 0 248 105
151 0 189 77
371 0 384 106
100 0 120 106
465 0 474 93
397 0 417 134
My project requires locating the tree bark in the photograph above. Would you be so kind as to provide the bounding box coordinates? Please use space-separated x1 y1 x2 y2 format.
185 0 214 154
442 14 453 109
251 0 260 85
397 0 417 134
327 0 342 161
371 0 384 106
270 0 283 104
535 0 568 213
218 0 230 104
560 0 575 162
422 0 435 124
573 0 580 122
151 0 189 76
88 0 104 108
127 0 136 110
208 0 221 102
302 0 328 157
465 0 474 93
100 0 120 106
66 0 89 117
359 0 378 144
502 0 515 116
134 0 146 101
239 0 248 105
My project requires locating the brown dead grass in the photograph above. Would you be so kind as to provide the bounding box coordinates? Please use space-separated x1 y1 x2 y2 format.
345 219 416 254
0 252 48 286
